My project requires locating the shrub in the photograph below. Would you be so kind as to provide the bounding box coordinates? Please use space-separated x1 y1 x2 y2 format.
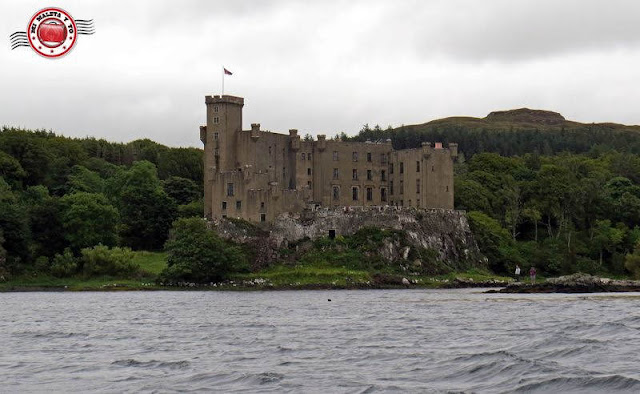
50 248 78 278
625 251 640 279
161 217 246 283
80 245 139 277
177 200 204 218
34 256 50 273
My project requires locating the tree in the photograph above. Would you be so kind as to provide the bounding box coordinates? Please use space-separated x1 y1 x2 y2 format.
22 186 66 258
591 220 624 267
60 192 119 251
0 177 31 271
67 165 104 194
116 161 177 250
0 230 7 279
0 150 27 187
161 218 245 283
467 211 512 273
162 176 200 205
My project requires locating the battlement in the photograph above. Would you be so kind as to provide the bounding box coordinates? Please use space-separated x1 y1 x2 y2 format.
205 95 245 106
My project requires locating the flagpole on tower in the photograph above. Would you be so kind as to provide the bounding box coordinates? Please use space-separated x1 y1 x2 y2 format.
222 67 232 95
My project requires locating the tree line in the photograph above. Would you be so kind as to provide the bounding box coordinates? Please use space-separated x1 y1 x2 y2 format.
348 118 640 277
0 127 204 278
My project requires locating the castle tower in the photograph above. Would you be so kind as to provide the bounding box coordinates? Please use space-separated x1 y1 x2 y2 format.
205 95 244 171
202 95 244 218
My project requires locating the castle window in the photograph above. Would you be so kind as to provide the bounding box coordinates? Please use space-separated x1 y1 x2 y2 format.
381 170 386 181
236 201 242 210
308 153 312 160
416 161 420 172
352 152 358 162
400 200 404 206
352 187 359 201
308 181 312 188
282 167 286 178
214 132 219 140
333 186 340 200
446 185 449 192
400 162 404 174
367 152 372 162
307 168 312 176
366 187 373 201
227 183 234 197
417 199 420 206
352 169 358 180
381 153 388 164
269 146 272 155
222 214 227 218
390 163 394 174
214 148 219 156
222 201 227 210
416 179 420 194
301 153 305 160
333 168 339 179
213 117 219 124
367 170 372 181
333 151 338 161
432 165 435 172
260 202 265 209
213 106 219 113
260 213 266 222
390 181 394 195
381 188 387 202
400 180 404 194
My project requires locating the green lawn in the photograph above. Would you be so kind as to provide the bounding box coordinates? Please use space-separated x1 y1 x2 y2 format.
233 263 372 287
131 251 168 275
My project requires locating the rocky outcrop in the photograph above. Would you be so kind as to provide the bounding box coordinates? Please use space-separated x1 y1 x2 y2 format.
485 108 565 126
211 207 486 272
488 273 640 293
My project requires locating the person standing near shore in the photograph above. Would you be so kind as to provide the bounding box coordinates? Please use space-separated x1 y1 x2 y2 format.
514 265 521 282
529 266 537 284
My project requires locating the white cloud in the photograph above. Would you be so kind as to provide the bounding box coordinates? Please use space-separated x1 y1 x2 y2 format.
1 0 640 148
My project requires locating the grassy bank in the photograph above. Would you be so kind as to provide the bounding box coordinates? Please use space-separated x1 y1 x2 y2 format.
0 251 513 291
0 251 167 291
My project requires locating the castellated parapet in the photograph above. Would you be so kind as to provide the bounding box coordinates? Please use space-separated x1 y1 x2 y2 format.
200 95 457 223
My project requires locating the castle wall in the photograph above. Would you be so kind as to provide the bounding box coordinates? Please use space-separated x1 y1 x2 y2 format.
202 94 456 223
315 140 391 207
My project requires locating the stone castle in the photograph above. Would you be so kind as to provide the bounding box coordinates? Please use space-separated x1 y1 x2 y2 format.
200 95 457 223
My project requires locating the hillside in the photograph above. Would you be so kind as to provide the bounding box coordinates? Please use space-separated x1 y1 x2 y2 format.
352 109 640 157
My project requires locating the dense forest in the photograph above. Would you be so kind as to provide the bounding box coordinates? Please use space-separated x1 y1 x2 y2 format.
346 109 640 277
0 127 204 278
4 107 640 282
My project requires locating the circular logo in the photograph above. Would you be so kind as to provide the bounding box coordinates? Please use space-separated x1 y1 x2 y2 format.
27 8 77 58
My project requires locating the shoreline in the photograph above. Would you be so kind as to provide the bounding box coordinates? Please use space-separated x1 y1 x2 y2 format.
0 280 509 293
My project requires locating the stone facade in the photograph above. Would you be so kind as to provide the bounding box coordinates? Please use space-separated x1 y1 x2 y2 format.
201 95 457 223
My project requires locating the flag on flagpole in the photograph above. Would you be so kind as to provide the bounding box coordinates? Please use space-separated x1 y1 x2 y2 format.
224 68 233 75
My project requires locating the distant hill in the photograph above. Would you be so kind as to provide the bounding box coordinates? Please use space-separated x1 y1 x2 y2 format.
351 109 640 157
350 108 640 157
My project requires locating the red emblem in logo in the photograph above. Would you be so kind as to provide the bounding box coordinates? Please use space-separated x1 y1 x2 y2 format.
10 8 95 58
28 8 77 58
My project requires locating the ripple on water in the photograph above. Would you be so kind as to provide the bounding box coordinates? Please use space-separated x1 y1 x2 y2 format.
111 359 191 370
2 290 640 393
512 374 640 393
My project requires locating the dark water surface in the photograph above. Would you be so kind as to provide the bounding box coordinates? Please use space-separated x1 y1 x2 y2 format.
2 289 640 393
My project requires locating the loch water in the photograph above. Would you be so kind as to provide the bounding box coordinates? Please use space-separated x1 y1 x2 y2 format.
1 289 640 393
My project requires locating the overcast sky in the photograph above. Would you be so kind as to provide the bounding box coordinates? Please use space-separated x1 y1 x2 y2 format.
3 0 640 147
